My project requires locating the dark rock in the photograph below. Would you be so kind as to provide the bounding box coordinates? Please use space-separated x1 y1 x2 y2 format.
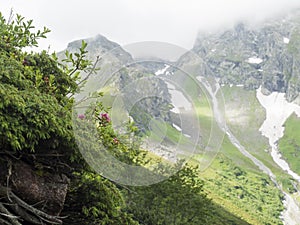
10 160 69 216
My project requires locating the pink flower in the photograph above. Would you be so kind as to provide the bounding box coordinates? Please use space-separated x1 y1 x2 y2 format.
78 114 85 120
100 113 110 123
113 137 119 144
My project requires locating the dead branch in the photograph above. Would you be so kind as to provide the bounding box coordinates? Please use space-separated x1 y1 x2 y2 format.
0 217 11 225
0 202 22 225
9 191 63 225
6 160 12 202
77 55 101 86
9 203 42 225
0 186 64 225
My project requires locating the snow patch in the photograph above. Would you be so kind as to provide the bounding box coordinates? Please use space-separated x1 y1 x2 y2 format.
172 123 182 132
247 57 263 64
256 87 300 181
283 37 290 44
183 134 191 138
166 82 175 90
170 105 180 114
155 64 170 76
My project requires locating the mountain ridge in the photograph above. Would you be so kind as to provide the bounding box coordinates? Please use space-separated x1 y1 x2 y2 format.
183 10 300 102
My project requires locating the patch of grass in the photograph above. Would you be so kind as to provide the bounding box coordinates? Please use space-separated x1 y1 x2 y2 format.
200 153 284 225
279 113 300 174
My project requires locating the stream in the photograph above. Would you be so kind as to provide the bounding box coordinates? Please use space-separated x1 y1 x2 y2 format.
197 77 300 225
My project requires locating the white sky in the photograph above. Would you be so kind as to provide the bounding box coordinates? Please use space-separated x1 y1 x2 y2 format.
2 0 300 52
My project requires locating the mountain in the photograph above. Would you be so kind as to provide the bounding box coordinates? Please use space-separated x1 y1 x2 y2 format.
63 34 172 132
63 35 257 224
171 10 300 225
67 34 133 63
63 11 300 223
174 9 300 102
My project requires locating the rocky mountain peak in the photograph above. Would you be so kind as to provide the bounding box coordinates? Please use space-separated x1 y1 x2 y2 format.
185 10 300 101
66 34 133 64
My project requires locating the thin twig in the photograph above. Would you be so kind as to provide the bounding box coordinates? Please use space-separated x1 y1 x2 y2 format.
73 95 99 107
7 8 14 25
77 55 101 86
6 160 12 202
68 55 101 100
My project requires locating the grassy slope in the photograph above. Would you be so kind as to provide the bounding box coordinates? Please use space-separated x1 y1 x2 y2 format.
206 202 251 225
95 80 286 224
199 143 284 225
279 113 300 174
192 85 285 224
277 113 300 195
172 81 284 224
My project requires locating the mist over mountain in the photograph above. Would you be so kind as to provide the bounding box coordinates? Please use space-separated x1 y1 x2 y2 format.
169 9 300 102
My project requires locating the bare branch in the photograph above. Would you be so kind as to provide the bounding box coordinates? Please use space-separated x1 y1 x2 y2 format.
77 55 101 86
9 192 63 225
9 204 41 225
6 160 12 202
0 202 22 225
73 95 100 107
0 217 11 225
7 8 14 25
0 186 64 225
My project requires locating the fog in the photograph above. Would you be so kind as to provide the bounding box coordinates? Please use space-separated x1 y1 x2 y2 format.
2 0 300 52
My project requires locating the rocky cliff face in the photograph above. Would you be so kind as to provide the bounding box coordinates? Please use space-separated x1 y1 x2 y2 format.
177 10 300 101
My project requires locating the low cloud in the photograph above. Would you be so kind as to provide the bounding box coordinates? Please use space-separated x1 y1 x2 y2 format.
2 0 300 51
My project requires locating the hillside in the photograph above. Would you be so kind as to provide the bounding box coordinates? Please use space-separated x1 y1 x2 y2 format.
65 30 294 223
71 9 300 224
2 8 300 225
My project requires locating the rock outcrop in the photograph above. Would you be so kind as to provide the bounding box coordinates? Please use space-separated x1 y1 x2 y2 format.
176 10 300 101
